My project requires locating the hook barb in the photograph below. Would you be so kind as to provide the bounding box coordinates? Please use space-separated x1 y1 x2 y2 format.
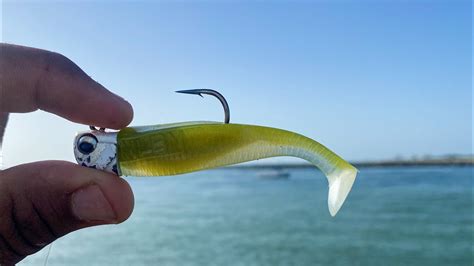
176 89 230 123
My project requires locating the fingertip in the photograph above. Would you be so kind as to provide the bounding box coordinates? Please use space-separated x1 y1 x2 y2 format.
47 162 135 222
116 97 134 129
112 178 134 223
95 175 135 223
86 82 134 130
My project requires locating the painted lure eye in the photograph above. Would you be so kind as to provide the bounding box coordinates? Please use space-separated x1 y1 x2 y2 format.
77 134 98 154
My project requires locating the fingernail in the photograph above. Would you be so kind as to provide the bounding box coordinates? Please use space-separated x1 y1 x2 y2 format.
71 185 116 222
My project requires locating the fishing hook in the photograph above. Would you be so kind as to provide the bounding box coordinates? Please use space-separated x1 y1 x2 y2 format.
176 89 230 124
89 126 106 131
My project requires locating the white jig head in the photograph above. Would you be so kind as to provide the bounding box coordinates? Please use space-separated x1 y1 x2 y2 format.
73 128 119 175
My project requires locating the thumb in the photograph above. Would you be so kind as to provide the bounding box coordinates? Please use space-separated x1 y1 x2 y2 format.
0 161 134 264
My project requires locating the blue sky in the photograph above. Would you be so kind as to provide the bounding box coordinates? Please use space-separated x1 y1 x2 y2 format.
1 1 472 167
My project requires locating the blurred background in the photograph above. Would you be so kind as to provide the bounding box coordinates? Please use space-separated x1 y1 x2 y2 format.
1 1 472 265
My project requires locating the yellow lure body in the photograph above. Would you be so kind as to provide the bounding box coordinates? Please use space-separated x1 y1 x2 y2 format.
116 122 357 216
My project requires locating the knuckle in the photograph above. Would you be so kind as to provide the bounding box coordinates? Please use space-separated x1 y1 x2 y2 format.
0 171 59 264
43 50 84 77
0 238 22 265
13 202 56 248
0 188 26 264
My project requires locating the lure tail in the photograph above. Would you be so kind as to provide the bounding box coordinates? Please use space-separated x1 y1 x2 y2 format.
243 127 357 216
280 136 357 216
325 166 357 216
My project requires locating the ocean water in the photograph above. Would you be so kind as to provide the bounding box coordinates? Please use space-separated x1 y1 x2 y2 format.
21 166 472 266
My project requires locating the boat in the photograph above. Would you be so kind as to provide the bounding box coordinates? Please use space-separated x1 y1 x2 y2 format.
257 169 290 179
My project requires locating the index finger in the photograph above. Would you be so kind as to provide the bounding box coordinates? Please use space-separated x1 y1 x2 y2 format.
0 44 133 129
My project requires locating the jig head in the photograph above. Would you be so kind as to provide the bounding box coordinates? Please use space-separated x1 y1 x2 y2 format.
74 129 118 174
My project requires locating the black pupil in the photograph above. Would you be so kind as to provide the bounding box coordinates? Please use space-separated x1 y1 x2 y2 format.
79 142 95 154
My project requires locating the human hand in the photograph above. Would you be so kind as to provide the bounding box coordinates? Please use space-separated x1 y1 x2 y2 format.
0 44 135 264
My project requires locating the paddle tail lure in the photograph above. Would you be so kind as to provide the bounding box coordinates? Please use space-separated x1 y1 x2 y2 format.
73 89 357 216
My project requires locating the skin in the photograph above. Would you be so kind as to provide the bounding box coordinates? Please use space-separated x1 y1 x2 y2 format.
0 44 135 265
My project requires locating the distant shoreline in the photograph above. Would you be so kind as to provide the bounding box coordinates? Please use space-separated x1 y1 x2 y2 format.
224 158 474 169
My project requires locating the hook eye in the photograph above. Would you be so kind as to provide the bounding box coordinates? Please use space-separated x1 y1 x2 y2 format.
77 134 98 155
89 126 106 131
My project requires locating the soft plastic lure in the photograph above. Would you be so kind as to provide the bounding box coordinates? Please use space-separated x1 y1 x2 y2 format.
73 89 357 216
